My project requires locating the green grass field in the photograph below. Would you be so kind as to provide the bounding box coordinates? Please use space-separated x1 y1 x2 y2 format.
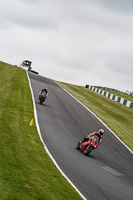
56 81 133 151
0 61 83 200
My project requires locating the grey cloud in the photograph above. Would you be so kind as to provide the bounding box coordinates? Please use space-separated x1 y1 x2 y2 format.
0 0 133 92
0 0 58 29
94 0 133 13
21 0 43 4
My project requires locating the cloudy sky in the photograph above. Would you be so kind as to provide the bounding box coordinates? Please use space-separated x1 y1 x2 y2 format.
0 0 133 92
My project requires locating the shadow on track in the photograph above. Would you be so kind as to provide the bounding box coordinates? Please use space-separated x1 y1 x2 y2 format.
36 101 48 106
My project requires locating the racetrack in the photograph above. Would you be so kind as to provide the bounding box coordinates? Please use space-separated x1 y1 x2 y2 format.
28 72 133 200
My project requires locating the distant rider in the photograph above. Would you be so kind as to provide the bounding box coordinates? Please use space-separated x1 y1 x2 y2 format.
39 88 48 97
82 129 104 145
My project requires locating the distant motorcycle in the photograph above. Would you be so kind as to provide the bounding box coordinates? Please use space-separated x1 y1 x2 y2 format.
76 136 99 155
38 92 47 104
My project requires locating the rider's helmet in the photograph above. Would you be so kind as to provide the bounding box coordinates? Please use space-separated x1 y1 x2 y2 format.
99 129 104 135
42 88 47 92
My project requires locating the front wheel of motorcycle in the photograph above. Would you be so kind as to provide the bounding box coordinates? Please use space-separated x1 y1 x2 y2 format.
39 98 44 104
83 146 93 155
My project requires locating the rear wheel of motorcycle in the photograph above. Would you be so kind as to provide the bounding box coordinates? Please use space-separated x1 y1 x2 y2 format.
76 142 80 150
83 146 93 155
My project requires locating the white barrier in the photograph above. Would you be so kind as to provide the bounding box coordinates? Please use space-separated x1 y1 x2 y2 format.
88 86 133 109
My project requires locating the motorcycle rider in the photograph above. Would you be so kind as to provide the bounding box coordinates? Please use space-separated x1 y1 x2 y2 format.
81 129 104 146
39 88 48 97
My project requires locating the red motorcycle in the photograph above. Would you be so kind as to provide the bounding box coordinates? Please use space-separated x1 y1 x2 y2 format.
76 136 99 155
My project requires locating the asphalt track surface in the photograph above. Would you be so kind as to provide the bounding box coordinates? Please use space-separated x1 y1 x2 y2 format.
28 72 133 200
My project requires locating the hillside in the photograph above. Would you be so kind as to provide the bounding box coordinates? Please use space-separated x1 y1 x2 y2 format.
0 61 82 200
0 61 132 200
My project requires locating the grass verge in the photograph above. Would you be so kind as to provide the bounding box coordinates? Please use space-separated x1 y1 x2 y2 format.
56 81 133 152
0 62 83 200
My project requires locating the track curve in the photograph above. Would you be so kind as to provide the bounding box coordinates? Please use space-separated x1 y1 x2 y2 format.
28 72 133 200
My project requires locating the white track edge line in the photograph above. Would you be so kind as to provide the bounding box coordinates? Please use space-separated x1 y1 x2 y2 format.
26 72 87 200
56 82 133 155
